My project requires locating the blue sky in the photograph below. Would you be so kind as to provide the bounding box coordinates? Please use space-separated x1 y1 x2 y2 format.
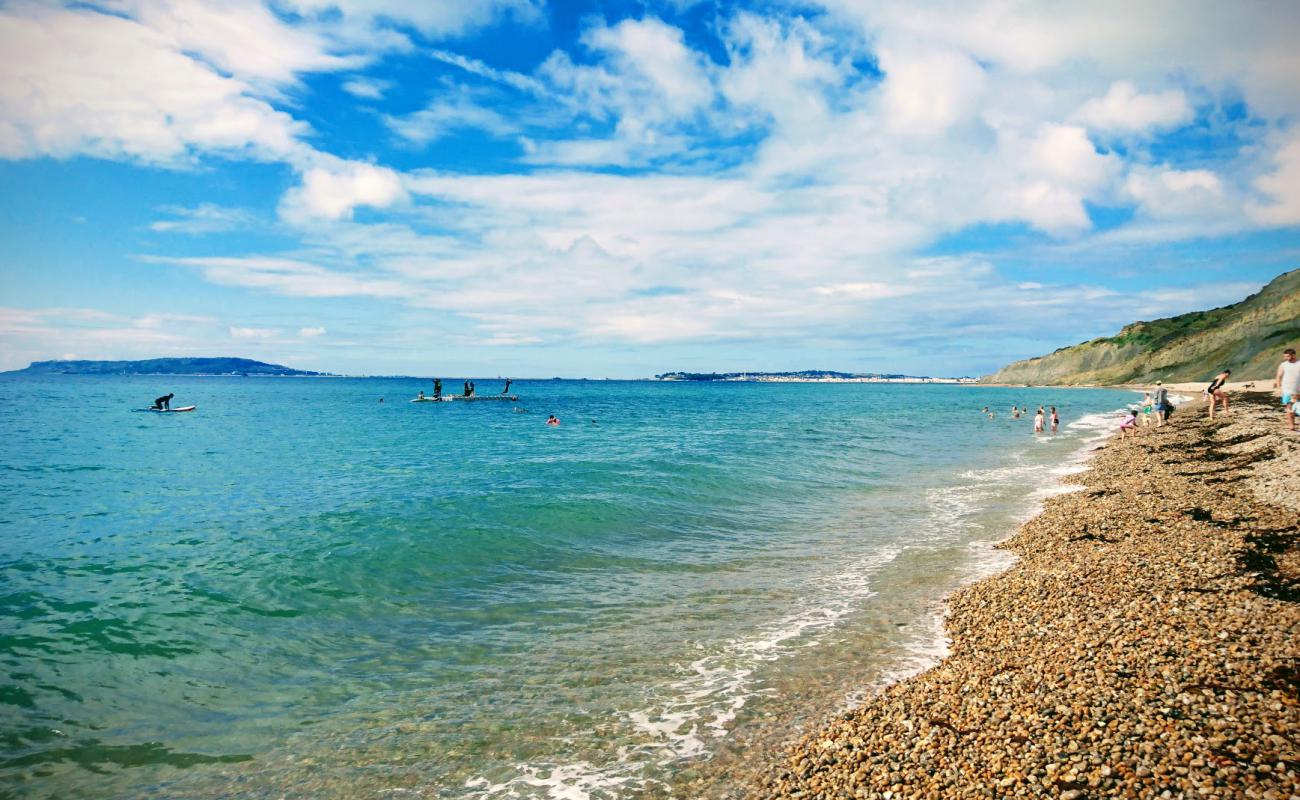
1 0 1298 378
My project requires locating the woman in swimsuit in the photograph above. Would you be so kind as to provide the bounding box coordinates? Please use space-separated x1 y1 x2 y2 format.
1050 406 1059 432
1205 370 1231 420
1033 406 1045 433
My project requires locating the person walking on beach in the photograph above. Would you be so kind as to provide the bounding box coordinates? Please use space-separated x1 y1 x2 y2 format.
1152 381 1170 427
1205 370 1231 420
1275 348 1300 431
1033 406 1045 433
1050 406 1059 432
1140 393 1154 427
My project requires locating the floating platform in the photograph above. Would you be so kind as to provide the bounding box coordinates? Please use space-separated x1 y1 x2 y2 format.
411 395 518 403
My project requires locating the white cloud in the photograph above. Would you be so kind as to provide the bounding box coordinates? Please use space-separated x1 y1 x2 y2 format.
114 0 362 88
279 160 408 223
811 282 914 300
0 307 220 371
150 203 255 234
149 255 411 299
278 0 541 38
342 77 391 99
1250 132 1300 226
385 90 518 145
299 326 327 337
583 17 713 119
877 44 987 136
0 4 309 165
534 17 715 164
427 49 547 95
1124 165 1227 219
1074 81 1193 136
230 326 278 338
718 13 842 136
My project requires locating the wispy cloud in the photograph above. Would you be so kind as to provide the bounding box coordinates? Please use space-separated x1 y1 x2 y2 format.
150 203 256 234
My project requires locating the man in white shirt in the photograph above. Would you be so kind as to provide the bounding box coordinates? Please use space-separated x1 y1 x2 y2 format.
1275 348 1300 432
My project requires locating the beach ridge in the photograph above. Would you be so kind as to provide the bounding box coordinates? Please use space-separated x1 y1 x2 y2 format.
751 392 1300 799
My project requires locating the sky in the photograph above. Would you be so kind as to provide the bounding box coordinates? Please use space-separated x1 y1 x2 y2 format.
1 1 1298 378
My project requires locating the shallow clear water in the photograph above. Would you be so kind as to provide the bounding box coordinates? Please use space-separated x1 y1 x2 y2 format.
0 377 1131 798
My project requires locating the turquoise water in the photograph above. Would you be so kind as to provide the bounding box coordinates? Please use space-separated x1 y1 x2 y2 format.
0 377 1131 799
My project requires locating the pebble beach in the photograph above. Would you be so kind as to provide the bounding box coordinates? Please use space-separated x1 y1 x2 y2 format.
752 391 1300 800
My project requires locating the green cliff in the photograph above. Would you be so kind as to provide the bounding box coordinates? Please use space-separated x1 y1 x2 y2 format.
981 269 1300 386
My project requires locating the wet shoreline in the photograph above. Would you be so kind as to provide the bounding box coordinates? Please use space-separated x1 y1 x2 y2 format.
749 393 1300 798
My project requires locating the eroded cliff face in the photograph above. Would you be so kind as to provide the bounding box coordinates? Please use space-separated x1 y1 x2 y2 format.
982 269 1300 385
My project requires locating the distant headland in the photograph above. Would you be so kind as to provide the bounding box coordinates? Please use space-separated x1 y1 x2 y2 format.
654 370 976 383
4 357 331 377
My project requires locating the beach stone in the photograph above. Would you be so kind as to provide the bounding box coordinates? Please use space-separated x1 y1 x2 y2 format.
746 392 1300 800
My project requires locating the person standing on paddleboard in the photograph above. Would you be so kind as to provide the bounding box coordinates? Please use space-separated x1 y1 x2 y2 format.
152 393 174 410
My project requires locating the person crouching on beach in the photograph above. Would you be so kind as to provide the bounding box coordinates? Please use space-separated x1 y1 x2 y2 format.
1033 406 1045 433
1205 369 1231 420
1119 408 1139 439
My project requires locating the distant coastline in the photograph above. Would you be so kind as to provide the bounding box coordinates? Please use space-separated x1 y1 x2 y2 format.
654 370 978 384
3 357 332 377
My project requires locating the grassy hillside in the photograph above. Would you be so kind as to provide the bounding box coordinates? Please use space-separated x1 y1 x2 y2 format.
981 269 1300 385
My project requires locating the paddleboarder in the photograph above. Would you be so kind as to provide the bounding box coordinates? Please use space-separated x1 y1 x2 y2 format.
152 392 174 410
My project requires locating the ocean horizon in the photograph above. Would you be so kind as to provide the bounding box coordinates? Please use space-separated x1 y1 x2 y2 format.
0 376 1133 799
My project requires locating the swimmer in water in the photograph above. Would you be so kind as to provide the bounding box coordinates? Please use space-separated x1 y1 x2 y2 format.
546 415 560 426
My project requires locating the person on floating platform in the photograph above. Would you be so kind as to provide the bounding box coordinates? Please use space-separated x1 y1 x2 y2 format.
502 379 512 395
433 379 442 400
418 391 426 401
152 392 174 410
462 380 476 397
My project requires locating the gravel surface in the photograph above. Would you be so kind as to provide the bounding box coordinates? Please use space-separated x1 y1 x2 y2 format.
751 393 1300 800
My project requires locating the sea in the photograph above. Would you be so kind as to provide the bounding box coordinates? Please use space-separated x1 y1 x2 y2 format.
0 376 1135 799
